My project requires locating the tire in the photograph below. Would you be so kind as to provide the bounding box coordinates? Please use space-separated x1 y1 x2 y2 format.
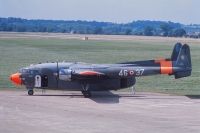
82 91 91 98
28 90 34 95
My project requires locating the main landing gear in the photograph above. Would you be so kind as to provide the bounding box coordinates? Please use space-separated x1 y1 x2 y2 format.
81 90 91 98
81 84 91 98
131 86 136 95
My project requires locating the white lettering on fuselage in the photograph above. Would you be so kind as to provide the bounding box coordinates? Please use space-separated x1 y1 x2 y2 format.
119 69 144 77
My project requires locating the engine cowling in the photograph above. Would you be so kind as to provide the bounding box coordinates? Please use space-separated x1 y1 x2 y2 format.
59 69 72 81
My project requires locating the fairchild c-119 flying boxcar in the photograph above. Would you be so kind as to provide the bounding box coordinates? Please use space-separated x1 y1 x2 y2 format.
10 43 192 98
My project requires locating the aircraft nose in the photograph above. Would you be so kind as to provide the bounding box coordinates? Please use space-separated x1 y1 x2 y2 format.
10 72 22 85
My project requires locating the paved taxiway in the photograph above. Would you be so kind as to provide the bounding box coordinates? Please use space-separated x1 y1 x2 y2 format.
0 90 200 133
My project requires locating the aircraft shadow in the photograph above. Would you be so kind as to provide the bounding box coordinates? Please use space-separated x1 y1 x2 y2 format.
31 91 143 104
89 91 145 104
89 91 120 104
33 91 121 104
185 95 200 99
26 91 180 104
33 94 83 97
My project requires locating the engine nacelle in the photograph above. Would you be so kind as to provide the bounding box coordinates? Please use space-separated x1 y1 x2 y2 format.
59 69 72 81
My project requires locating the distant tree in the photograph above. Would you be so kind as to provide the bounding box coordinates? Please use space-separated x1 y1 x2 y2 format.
198 33 200 38
160 24 173 36
94 27 103 34
125 29 132 35
38 26 47 32
0 17 189 37
172 28 186 37
16 26 26 32
144 26 154 36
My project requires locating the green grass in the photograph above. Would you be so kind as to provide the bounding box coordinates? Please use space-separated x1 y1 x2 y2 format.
0 36 199 95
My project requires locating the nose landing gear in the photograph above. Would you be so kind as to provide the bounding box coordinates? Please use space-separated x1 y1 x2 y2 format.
27 89 34 96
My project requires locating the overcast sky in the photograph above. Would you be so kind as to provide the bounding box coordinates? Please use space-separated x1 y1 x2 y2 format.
0 0 199 24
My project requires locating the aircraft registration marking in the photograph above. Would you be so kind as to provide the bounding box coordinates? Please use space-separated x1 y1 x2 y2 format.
119 69 144 77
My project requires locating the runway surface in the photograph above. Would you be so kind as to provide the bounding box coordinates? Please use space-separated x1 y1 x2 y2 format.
0 90 200 133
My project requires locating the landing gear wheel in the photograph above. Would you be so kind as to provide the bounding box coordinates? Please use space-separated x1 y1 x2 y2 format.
81 83 91 98
28 89 34 96
81 91 91 98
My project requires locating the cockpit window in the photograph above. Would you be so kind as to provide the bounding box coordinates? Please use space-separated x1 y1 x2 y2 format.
19 68 30 73
19 69 39 74
30 70 34 74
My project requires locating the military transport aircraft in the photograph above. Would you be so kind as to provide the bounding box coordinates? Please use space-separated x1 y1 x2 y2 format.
10 43 192 98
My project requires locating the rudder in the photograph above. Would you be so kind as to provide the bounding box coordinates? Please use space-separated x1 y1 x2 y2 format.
173 44 192 79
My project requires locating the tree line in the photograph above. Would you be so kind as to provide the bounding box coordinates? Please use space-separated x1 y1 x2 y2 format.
0 17 190 37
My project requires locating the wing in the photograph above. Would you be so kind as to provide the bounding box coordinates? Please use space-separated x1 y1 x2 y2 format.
72 70 108 80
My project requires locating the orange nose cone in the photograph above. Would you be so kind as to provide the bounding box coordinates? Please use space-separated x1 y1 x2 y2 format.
10 73 22 85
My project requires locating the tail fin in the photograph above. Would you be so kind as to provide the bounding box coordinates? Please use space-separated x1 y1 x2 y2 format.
171 43 183 61
172 43 192 79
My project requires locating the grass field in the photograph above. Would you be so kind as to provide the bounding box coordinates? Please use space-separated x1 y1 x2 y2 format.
0 33 199 95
